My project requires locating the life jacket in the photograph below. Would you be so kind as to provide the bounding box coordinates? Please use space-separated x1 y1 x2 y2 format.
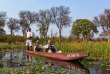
45 45 56 53
35 46 41 52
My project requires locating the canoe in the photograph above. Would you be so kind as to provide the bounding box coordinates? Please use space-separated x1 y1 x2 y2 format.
25 50 89 61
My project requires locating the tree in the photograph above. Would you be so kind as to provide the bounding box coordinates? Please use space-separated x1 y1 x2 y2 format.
7 18 20 35
35 9 52 43
19 11 35 36
0 28 5 36
51 6 71 43
0 11 6 36
71 19 98 42
93 9 110 42
99 31 108 39
19 19 29 37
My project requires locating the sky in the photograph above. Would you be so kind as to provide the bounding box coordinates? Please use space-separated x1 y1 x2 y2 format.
0 0 110 38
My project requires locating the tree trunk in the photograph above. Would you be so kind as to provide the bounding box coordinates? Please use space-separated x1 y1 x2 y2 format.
108 34 110 42
59 29 61 43
22 30 25 37
11 30 13 36
45 30 48 44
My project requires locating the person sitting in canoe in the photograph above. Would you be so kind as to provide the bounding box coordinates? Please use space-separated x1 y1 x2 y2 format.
42 40 57 53
34 40 42 52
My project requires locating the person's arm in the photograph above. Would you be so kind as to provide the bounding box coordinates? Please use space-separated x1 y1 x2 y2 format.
43 45 48 49
40 45 48 52
34 46 36 52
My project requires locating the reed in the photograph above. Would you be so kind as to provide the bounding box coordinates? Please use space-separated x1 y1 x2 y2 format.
55 42 110 60
0 43 26 50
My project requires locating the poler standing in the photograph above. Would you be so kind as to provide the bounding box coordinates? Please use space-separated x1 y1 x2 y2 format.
26 28 33 51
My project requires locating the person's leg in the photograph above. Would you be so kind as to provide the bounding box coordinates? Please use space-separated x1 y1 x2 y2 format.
27 46 29 50
26 40 29 50
29 40 33 51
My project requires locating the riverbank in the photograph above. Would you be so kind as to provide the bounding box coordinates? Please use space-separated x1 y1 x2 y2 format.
0 43 26 51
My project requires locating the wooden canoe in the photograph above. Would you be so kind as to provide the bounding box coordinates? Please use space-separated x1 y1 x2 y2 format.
25 50 89 61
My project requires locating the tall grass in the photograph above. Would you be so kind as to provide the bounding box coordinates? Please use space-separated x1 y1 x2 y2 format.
55 42 110 60
0 43 26 50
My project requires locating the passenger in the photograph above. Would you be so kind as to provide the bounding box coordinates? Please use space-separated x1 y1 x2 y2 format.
34 40 42 52
42 40 57 53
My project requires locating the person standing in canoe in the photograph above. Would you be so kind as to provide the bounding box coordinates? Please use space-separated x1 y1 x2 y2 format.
26 28 33 51
42 40 57 53
33 40 42 52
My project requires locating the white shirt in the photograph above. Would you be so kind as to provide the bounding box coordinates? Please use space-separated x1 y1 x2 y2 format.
27 31 33 38
43 44 57 51
43 44 49 49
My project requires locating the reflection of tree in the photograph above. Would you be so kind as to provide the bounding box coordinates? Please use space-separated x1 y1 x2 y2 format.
0 52 5 68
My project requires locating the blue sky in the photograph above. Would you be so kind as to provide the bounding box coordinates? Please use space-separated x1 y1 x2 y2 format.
0 0 110 37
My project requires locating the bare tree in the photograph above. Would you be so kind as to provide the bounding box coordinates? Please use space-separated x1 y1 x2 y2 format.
99 31 108 38
51 6 71 42
19 19 29 37
7 18 20 35
19 11 35 36
35 9 52 43
93 9 110 42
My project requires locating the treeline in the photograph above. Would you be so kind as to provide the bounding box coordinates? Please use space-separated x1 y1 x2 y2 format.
0 6 71 43
0 35 108 44
0 6 110 42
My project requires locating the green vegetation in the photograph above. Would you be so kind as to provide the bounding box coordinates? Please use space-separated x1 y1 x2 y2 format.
55 42 110 60
0 43 26 51
71 19 98 42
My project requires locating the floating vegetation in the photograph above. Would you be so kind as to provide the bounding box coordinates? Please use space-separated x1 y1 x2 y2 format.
106 69 110 71
100 64 105 66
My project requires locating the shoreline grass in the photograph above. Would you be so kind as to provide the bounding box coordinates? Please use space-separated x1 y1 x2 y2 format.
0 43 26 50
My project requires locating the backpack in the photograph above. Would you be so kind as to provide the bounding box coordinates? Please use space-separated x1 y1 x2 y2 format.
46 45 56 53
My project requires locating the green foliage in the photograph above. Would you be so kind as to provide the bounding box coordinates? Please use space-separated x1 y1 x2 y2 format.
71 19 98 41
0 35 26 44
0 11 6 36
38 27 46 38
0 28 5 36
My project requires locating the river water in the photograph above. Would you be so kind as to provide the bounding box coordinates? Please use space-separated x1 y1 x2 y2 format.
0 50 110 74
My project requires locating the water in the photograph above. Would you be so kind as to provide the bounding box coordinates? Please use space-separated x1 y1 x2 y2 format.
0 50 110 74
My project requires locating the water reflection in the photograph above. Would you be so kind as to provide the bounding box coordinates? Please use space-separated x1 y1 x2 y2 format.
0 50 110 74
42 58 90 74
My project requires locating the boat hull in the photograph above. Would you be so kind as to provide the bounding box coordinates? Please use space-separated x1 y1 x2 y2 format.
25 50 89 61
